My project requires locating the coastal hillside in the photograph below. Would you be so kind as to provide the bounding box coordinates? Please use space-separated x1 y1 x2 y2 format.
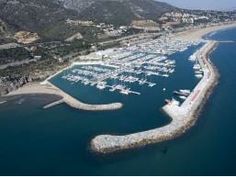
0 0 177 35
0 0 77 35
59 0 178 25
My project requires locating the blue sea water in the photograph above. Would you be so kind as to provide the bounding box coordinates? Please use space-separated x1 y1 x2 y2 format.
0 27 236 175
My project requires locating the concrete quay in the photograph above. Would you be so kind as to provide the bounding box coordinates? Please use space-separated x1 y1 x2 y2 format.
91 41 219 154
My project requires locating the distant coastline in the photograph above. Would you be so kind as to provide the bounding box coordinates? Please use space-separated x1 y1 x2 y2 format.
175 22 236 41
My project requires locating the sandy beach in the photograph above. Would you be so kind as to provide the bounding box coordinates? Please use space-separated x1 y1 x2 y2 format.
5 82 123 111
174 22 236 41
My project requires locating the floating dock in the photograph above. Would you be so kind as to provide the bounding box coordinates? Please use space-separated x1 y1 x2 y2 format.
58 37 198 97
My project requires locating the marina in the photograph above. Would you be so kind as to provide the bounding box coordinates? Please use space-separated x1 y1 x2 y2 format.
60 37 200 96
189 53 205 79
90 40 219 154
0 24 236 176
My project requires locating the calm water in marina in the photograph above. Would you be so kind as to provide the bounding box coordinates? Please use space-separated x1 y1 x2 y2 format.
0 28 236 175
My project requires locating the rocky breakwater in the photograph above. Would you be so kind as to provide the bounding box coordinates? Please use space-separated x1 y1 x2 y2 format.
61 88 123 111
91 41 219 154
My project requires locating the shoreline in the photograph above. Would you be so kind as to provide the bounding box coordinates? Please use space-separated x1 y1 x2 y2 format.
90 40 219 153
4 59 123 111
173 22 236 41
4 82 123 111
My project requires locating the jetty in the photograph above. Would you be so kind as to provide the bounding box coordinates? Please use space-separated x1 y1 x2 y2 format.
5 82 123 111
90 40 219 154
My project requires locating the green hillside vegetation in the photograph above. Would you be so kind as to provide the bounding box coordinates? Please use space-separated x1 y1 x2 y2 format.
40 21 103 42
0 0 177 40
62 0 178 26
0 47 32 65
0 0 76 33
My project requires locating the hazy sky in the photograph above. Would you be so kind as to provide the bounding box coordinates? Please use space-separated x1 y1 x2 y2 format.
158 0 236 10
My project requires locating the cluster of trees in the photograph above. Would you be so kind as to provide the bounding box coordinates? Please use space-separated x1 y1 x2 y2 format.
0 47 32 65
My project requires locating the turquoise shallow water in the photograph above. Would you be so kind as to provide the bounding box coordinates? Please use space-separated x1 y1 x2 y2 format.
0 28 236 175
